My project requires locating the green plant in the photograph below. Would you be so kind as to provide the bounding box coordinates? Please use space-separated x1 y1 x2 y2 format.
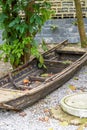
0 0 52 68
72 20 78 26
50 25 58 31
62 60 72 65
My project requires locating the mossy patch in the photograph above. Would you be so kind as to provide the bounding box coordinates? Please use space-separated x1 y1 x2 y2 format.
50 106 87 127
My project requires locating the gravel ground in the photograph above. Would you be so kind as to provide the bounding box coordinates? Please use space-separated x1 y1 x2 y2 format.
0 64 87 130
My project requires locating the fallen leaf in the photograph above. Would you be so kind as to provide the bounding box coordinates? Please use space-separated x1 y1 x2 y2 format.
35 81 40 83
48 128 53 130
60 121 69 126
44 116 49 122
23 79 30 84
41 73 52 77
44 108 49 113
39 116 49 122
84 122 87 127
69 85 76 91
77 124 85 130
19 111 27 117
48 73 53 76
74 77 79 80
62 60 72 65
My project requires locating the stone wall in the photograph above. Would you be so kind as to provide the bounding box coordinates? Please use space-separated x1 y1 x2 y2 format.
35 18 87 43
0 18 87 44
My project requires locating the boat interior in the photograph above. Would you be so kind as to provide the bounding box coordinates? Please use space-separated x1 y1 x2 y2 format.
0 49 85 91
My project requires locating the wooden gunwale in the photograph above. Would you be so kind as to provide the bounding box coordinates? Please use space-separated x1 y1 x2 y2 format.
55 49 85 55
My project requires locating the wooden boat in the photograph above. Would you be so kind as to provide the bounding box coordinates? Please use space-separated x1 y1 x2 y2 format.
0 39 87 111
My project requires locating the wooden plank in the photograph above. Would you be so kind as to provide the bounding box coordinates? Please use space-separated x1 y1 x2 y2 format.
43 39 68 56
28 76 45 82
55 48 85 55
44 59 72 65
0 88 29 103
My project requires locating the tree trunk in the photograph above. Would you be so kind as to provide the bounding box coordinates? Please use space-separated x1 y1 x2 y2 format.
74 0 87 48
23 1 35 63
20 1 35 65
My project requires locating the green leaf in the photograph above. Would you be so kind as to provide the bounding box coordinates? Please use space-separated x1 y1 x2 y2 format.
0 13 8 22
41 73 49 77
38 63 43 68
39 55 44 64
9 21 16 27
10 55 15 64
29 26 33 33
4 56 9 62
60 121 69 126
74 77 79 80
30 15 35 24
0 0 52 68
9 17 20 27
42 39 48 51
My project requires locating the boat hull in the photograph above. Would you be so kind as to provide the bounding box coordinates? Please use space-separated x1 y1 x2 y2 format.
0 39 87 111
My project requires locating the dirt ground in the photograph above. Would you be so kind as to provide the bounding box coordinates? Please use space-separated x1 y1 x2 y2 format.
0 60 12 78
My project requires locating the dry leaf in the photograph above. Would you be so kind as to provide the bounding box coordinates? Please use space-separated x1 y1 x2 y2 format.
19 111 27 117
44 116 49 122
39 116 49 122
23 79 30 84
77 124 85 130
84 122 87 127
69 85 76 91
48 128 53 130
44 108 49 113
35 81 40 84
60 121 69 126
74 77 79 80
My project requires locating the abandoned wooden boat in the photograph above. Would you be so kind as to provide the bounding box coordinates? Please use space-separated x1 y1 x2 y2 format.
0 39 87 111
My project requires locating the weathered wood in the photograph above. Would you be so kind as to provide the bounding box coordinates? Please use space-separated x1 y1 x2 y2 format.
28 76 45 82
44 59 72 65
55 49 85 55
4 52 87 110
0 39 86 111
0 88 29 103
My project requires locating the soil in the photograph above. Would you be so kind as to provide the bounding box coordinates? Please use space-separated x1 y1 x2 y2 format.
0 60 12 78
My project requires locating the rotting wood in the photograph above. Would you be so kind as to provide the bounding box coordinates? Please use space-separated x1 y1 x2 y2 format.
0 39 86 111
28 76 45 82
55 49 85 55
44 59 72 65
0 40 68 80
0 103 17 111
